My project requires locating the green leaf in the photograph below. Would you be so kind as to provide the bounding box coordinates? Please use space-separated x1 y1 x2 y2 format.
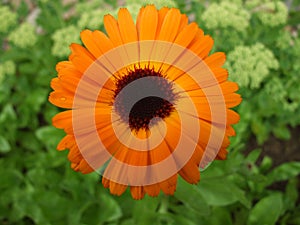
247 193 283 225
98 194 122 223
121 219 135 225
132 196 161 225
17 131 42 151
247 174 269 194
250 119 270 144
273 125 291 140
283 178 298 211
169 213 198 225
259 156 273 173
35 126 65 150
246 148 261 163
209 207 233 225
0 104 17 122
175 177 210 215
32 194 61 225
267 162 300 184
0 169 23 189
288 10 300 26
0 135 11 153
25 88 49 112
197 178 249 207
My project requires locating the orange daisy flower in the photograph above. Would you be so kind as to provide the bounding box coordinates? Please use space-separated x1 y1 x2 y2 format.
49 5 241 200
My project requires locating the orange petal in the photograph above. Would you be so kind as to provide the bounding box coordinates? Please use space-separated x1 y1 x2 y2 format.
69 43 95 73
130 186 145 200
92 30 115 54
55 75 79 95
136 6 145 33
57 63 82 79
78 159 94 174
179 161 200 184
175 73 204 93
50 78 61 91
158 8 181 42
144 183 161 197
138 5 158 40
221 81 239 94
52 110 73 133
190 91 241 109
187 142 205 164
156 7 169 38
80 29 103 58
226 125 236 136
69 43 95 61
211 67 228 83
113 146 148 167
104 14 123 46
102 177 110 188
227 109 240 125
174 22 199 47
198 119 212 147
118 8 138 43
57 134 75 150
109 181 128 196
68 146 82 164
216 148 228 160
56 61 73 73
158 174 177 195
49 91 73 109
178 14 188 33
71 162 80 171
188 28 205 47
224 93 242 108
222 135 231 149
204 52 226 68
188 35 214 59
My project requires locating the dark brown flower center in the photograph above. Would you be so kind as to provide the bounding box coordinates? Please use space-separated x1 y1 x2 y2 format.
113 65 177 132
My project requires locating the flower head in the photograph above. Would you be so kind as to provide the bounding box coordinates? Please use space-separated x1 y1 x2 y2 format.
0 6 17 33
126 0 177 8
201 1 250 32
49 5 241 199
248 1 288 27
75 0 105 14
78 9 106 30
8 22 37 48
0 60 16 84
276 30 293 50
226 43 279 89
51 25 81 57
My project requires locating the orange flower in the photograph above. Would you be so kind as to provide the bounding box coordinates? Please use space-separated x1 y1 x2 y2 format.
49 5 241 200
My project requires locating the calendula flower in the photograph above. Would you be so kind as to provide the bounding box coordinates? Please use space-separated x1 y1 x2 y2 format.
49 5 241 199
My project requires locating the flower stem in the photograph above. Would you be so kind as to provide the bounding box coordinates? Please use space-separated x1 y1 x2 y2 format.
158 195 169 214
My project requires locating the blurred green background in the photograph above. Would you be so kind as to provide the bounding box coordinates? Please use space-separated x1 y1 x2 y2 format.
1 0 300 224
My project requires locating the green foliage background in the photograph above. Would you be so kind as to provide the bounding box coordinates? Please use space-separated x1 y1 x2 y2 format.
1 0 300 224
